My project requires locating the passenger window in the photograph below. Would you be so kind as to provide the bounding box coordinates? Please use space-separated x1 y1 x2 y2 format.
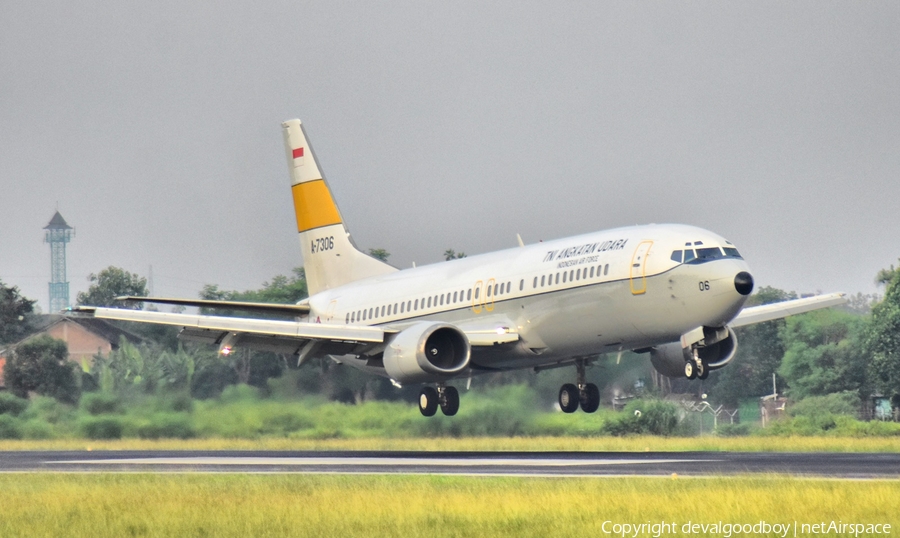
400 303 405 314
440 295 445 306
487 286 492 298
670 250 683 263
590 266 595 278
569 270 574 281
393 303 398 315
562 272 567 283
540 275 545 287
381 305 386 317
467 289 472 301
683 249 696 262
533 277 538 289
453 291 458 303
475 288 480 300
414 299 419 310
604 264 609 276
576 269 581 280
555 273 560 284
494 284 499 296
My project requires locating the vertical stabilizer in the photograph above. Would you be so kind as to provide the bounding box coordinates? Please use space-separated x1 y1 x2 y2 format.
282 119 397 295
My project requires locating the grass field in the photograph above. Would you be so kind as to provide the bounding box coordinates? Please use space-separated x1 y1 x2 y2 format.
0 474 895 537
0 435 899 452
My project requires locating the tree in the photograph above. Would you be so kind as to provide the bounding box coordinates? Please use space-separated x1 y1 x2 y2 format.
444 249 466 261
368 248 390 262
76 267 148 309
4 335 79 403
198 268 308 390
707 286 797 406
868 264 900 401
199 267 308 314
0 280 36 345
777 309 868 400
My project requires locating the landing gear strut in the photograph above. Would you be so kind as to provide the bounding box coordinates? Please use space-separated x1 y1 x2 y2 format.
558 359 600 413
418 384 460 417
684 348 709 380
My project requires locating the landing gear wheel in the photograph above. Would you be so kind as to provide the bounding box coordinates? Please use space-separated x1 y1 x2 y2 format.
684 360 697 380
559 383 580 413
419 387 439 417
580 383 601 413
440 386 460 416
697 360 709 380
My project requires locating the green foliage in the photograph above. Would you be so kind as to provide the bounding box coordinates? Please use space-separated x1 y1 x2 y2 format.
136 414 196 439
788 392 860 419
81 393 122 415
716 423 755 437
80 416 124 439
601 399 680 436
778 309 867 399
200 267 308 313
5 335 80 404
0 393 28 416
444 249 466 260
707 287 798 406
75 266 148 308
0 279 35 344
867 263 900 400
368 248 390 262
0 415 23 439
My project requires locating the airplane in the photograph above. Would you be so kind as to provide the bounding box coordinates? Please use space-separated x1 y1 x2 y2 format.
73 118 847 417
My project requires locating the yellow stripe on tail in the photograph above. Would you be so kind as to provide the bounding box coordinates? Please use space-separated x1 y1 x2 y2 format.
292 179 341 233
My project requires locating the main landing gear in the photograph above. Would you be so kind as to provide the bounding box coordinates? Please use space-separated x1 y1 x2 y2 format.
558 359 600 414
418 384 460 417
683 348 709 380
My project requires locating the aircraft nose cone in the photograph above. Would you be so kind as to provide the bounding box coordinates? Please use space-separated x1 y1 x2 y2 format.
734 272 754 296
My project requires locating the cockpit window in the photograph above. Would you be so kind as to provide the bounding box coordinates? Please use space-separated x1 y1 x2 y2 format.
723 247 742 259
670 250 682 263
683 249 696 263
695 247 724 261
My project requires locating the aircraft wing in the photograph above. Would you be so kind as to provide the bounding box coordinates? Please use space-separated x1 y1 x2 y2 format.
114 296 311 316
730 292 848 328
72 306 519 359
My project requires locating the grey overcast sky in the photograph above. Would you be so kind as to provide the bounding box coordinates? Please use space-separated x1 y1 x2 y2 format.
2 1 898 312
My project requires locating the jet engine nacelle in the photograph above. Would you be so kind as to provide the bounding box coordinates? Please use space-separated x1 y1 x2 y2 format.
649 327 739 378
383 322 471 384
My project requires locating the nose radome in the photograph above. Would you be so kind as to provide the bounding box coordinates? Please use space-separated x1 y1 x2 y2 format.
734 272 754 296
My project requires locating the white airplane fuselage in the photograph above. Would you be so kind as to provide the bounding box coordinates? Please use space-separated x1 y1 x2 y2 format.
305 222 752 374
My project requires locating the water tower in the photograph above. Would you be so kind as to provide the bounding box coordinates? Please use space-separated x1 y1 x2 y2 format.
44 211 73 312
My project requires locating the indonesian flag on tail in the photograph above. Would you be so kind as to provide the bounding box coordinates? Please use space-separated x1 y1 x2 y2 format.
292 147 305 167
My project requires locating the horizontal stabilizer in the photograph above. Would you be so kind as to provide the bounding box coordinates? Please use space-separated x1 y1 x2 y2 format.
730 292 847 328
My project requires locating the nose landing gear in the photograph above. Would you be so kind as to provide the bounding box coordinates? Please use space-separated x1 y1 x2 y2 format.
558 359 601 413
684 348 709 380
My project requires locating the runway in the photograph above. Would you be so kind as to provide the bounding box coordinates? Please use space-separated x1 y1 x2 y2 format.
1 451 898 478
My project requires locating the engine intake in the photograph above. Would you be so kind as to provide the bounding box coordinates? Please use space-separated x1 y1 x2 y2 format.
649 326 739 378
383 322 471 384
